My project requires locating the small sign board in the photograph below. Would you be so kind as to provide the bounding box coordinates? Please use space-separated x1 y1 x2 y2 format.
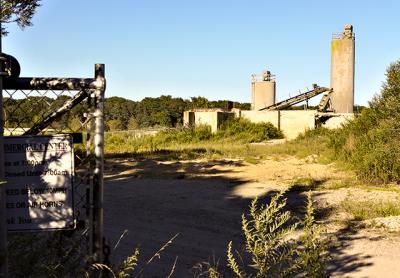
4 135 75 231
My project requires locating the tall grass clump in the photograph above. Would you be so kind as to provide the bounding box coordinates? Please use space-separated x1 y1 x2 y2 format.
216 118 283 143
329 60 400 182
153 124 213 144
341 196 400 221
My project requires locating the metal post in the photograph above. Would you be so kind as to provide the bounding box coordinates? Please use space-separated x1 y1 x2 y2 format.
91 64 105 262
277 110 281 131
0 14 8 277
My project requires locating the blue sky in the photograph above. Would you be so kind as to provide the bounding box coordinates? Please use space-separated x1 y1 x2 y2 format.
3 0 400 105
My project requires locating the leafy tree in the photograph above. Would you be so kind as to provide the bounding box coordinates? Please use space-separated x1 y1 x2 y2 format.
191 96 209 109
107 119 123 131
104 96 137 129
127 116 139 130
1 0 41 35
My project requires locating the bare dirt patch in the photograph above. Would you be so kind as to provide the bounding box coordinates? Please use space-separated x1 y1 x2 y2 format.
104 156 400 277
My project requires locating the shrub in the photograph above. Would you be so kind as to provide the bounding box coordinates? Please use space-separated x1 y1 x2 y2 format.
216 118 283 142
223 191 329 277
329 60 400 182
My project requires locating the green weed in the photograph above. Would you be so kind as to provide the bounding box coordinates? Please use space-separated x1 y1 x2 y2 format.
224 191 329 277
289 177 321 192
341 196 400 221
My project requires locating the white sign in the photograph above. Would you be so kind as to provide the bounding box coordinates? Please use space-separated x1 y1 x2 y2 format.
4 135 75 231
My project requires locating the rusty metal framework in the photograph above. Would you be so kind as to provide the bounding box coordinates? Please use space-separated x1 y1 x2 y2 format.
1 61 106 266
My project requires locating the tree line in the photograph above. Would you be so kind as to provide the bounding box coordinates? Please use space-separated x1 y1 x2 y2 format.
3 95 250 131
104 95 250 131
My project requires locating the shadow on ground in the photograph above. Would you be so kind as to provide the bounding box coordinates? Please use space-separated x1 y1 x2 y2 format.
103 152 373 277
327 225 373 276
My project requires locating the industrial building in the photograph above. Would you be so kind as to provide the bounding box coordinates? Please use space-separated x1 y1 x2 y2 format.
183 25 355 139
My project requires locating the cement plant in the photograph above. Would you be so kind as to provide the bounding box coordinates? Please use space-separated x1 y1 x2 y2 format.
184 24 356 139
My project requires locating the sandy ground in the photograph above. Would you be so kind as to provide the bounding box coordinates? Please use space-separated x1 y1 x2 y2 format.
103 156 400 277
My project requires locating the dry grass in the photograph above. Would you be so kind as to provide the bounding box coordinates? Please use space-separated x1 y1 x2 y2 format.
341 196 400 221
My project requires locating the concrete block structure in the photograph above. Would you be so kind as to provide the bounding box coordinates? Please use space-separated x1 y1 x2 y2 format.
183 110 235 133
251 70 276 110
321 113 354 129
330 24 355 113
183 109 318 140
241 110 316 139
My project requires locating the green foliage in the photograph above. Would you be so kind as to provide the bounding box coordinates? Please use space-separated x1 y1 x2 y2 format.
263 127 334 163
107 119 124 131
127 116 139 130
216 118 283 143
104 96 137 129
227 191 299 277
289 177 319 192
191 96 210 109
225 191 329 278
298 192 329 277
329 60 400 182
1 0 41 35
116 248 140 278
341 195 400 221
3 93 250 132
85 249 140 278
105 119 283 156
9 232 87 277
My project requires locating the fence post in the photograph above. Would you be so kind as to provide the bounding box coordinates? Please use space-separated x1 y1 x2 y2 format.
91 64 105 262
0 16 8 277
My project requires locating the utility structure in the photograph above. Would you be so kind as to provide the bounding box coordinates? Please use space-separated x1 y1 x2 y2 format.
330 24 355 113
251 70 276 110
260 84 332 112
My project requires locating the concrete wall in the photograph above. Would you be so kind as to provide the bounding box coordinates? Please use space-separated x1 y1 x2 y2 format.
184 110 355 140
183 111 234 133
322 113 354 129
240 110 279 126
330 24 355 113
242 110 317 139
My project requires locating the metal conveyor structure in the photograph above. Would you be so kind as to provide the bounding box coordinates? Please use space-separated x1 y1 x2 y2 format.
259 84 333 112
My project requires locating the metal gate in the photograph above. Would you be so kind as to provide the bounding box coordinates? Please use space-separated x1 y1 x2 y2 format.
1 55 106 275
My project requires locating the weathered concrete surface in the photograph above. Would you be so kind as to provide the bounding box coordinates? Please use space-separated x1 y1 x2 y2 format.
242 110 317 139
322 113 354 129
240 110 279 126
183 111 234 133
330 24 355 113
184 109 354 140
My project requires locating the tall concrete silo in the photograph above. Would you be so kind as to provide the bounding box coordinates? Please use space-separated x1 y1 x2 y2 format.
251 70 276 110
330 24 355 113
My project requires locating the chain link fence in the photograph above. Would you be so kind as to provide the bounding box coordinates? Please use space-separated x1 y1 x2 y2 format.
2 59 106 275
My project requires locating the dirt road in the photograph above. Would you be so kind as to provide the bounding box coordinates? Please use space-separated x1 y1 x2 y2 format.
104 157 400 277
